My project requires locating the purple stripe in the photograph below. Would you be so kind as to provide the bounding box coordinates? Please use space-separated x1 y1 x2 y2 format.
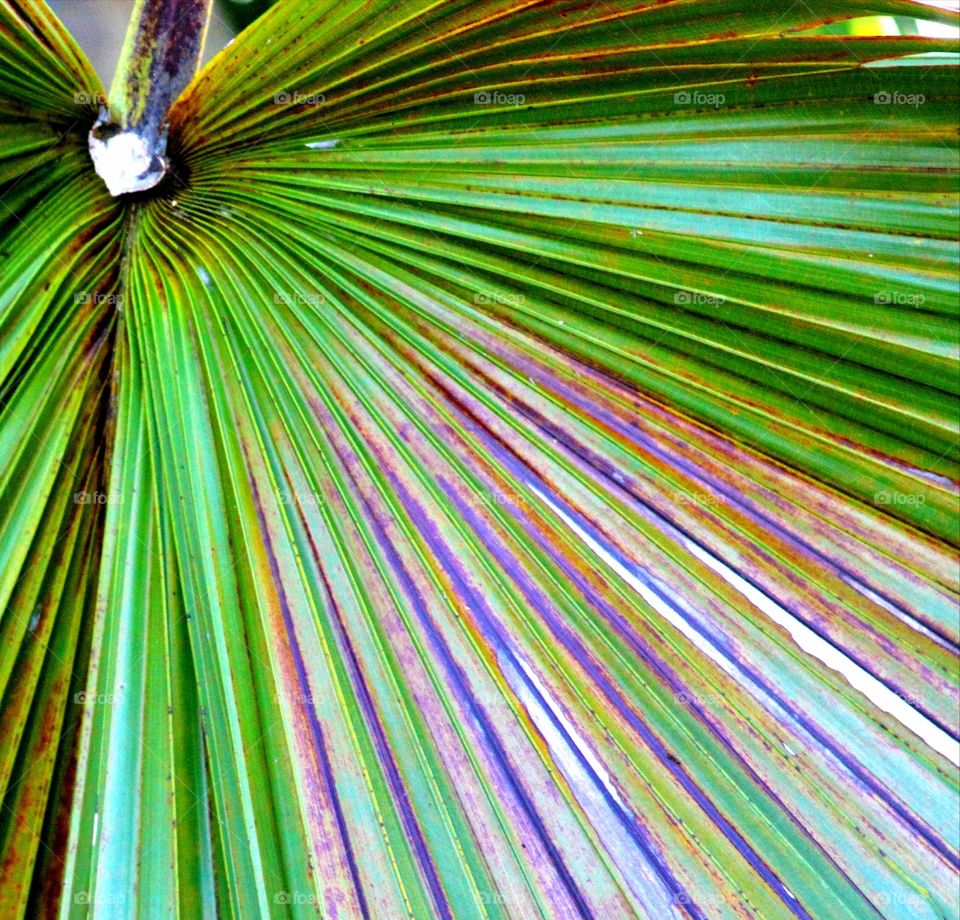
359 468 600 920
248 473 371 920
440 476 708 919
448 408 956 901
531 397 960 743
519 357 958 653
505 427 960 871
506 358 947 641
304 529 454 920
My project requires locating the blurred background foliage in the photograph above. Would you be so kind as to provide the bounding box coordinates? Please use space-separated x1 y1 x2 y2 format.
47 0 272 86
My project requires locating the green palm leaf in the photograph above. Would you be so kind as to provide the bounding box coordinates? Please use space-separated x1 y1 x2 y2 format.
1 1 957 917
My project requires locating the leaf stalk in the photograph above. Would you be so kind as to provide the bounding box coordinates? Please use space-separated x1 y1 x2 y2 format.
89 0 212 196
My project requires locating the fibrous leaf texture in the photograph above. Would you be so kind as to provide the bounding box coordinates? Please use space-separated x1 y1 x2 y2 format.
0 1 958 918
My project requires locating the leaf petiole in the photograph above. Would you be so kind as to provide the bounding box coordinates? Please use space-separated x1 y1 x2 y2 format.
89 0 212 196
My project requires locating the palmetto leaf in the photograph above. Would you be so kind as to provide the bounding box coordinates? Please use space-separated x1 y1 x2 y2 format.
1 1 958 918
